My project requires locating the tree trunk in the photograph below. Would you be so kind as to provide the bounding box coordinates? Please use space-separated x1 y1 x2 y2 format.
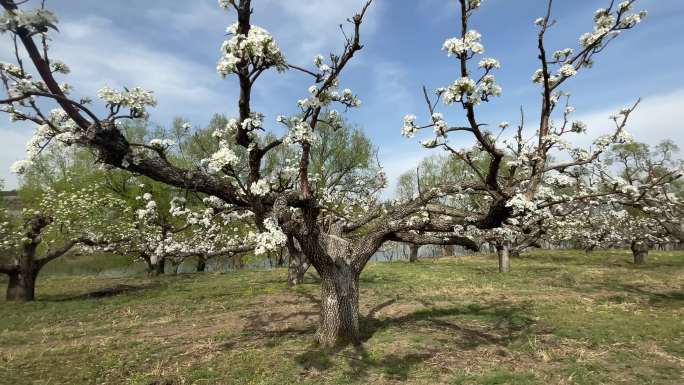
276 250 286 268
631 239 648 265
408 244 419 263
496 244 511 273
196 256 207 272
6 270 37 301
317 265 361 348
286 235 309 286
287 253 309 286
149 258 165 276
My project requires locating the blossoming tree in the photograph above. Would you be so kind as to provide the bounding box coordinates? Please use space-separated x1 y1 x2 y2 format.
113 190 256 275
605 141 684 248
0 186 130 301
0 0 677 346
399 0 682 270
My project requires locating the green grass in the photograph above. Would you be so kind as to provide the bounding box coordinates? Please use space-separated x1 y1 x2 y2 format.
1 249 682 384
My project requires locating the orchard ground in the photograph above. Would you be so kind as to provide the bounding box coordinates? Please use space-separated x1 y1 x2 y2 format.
1 250 682 385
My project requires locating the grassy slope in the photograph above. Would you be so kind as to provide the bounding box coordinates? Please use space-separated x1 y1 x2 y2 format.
0 250 682 385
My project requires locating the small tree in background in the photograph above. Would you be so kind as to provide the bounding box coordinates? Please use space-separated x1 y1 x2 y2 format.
0 185 131 300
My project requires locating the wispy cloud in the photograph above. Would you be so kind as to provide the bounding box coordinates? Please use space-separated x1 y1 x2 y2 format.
572 88 684 149
53 15 231 123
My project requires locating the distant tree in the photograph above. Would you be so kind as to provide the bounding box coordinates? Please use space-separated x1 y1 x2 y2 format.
0 186 130 300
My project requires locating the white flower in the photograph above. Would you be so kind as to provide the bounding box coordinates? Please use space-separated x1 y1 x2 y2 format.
402 114 418 138
283 118 316 145
421 138 438 148
253 218 287 255
218 0 233 9
49 60 70 74
478 58 500 70
443 30 484 57
499 121 509 129
217 23 287 78
467 0 482 10
618 1 632 11
553 48 573 61
313 54 325 68
205 147 238 173
559 64 577 78
149 138 175 148
250 179 270 196
97 86 156 117
571 120 587 133
10 159 31 174
432 113 448 136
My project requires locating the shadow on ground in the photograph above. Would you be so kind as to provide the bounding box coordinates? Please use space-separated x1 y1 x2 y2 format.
43 283 159 301
278 298 546 381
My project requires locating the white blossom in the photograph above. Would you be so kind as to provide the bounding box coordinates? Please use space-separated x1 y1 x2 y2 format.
217 22 287 78
250 179 270 196
205 147 238 173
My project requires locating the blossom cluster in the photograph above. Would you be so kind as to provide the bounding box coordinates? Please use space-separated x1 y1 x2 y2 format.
97 86 157 118
0 8 58 35
217 22 287 77
443 30 484 58
251 218 287 255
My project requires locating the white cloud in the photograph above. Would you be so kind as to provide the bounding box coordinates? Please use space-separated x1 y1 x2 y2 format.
368 60 414 107
144 0 381 63
253 0 382 61
52 15 230 122
572 88 684 148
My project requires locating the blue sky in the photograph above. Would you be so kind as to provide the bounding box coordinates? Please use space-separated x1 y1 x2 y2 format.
1 0 683 191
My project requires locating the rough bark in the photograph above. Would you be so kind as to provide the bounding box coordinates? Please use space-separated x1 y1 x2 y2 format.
631 239 648 265
6 270 37 301
316 265 361 348
408 244 420 262
286 235 309 286
287 254 309 286
496 243 511 273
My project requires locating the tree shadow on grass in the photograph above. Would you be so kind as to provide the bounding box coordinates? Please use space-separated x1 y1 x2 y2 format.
294 300 544 381
359 301 538 347
42 283 159 301
589 283 684 306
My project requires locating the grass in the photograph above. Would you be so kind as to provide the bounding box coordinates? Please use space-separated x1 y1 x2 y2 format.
0 249 682 385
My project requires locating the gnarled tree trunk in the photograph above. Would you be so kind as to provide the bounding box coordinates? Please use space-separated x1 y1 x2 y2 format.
4 214 58 301
6 269 37 301
147 257 165 276
408 243 420 262
286 235 309 286
631 239 648 265
496 243 511 273
287 254 309 286
317 264 361 348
